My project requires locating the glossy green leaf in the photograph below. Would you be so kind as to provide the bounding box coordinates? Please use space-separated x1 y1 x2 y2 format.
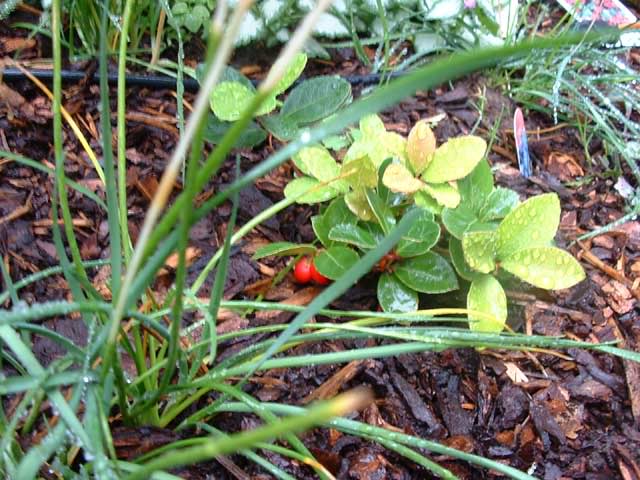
406 120 436 175
479 188 520 221
382 163 424 194
394 252 458 293
329 223 377 249
314 246 360 280
210 82 276 121
500 246 586 290
378 272 419 313
341 155 378 189
312 197 358 248
496 193 560 258
252 242 317 260
280 76 351 125
396 210 440 258
468 274 507 333
365 190 396 234
423 182 460 208
204 115 267 148
442 203 476 239
458 158 494 211
449 237 482 281
462 230 497 273
284 176 341 204
422 135 487 183
273 52 307 95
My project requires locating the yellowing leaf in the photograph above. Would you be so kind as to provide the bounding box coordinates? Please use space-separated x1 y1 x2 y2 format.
500 246 586 290
422 135 487 183
407 120 436 174
341 156 378 189
292 146 340 181
423 182 460 208
382 163 424 193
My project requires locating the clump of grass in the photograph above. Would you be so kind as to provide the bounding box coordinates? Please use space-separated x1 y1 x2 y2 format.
0 4 635 480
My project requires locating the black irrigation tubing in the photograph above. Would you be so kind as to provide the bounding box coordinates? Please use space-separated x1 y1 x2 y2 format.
1 67 403 91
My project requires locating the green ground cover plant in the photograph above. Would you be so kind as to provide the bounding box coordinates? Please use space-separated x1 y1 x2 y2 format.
257 115 585 331
0 2 637 478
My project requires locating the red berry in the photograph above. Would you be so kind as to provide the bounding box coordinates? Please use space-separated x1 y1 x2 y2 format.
310 259 330 285
293 257 313 284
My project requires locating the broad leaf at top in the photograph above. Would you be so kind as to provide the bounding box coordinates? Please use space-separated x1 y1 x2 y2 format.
422 135 487 183
467 274 507 333
495 193 560 258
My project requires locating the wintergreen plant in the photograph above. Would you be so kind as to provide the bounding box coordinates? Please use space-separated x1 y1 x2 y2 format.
200 53 352 147
260 114 586 331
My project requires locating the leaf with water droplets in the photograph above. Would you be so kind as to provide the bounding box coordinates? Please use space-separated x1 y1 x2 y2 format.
378 272 419 313
442 203 476 239
501 246 585 290
210 82 276 121
496 193 560 258
458 158 493 212
280 75 351 125
273 52 307 95
406 120 436 174
422 135 487 183
394 252 458 293
341 155 379 190
360 114 386 136
479 187 520 221
462 231 496 273
468 274 507 333
293 146 340 182
382 163 424 194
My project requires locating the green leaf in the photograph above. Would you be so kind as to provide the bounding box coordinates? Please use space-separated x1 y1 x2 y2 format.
280 76 351 125
378 273 418 313
394 252 458 293
479 188 520 221
359 114 386 136
312 197 357 247
329 224 377 249
500 247 586 290
422 136 487 183
396 210 440 258
345 189 375 221
284 176 341 204
406 120 436 175
273 52 307 95
414 190 444 216
382 163 424 194
458 158 493 212
292 146 340 182
341 155 378 189
496 193 560 258
204 114 266 148
261 114 300 141
467 274 507 333
462 231 496 273
252 242 317 260
423 182 460 208
210 82 276 121
377 158 404 207
314 246 360 280
449 237 482 281
344 122 407 168
442 203 477 239
365 190 396 234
